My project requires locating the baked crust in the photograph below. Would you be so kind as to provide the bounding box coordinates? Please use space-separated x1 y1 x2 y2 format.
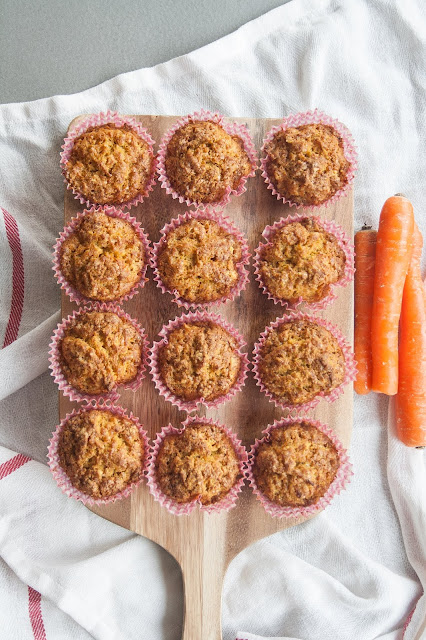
158 321 241 402
259 218 346 303
258 319 345 405
60 211 144 301
157 218 242 302
264 123 349 205
165 120 251 203
58 409 144 499
253 422 339 507
156 423 240 505
60 311 142 395
65 124 153 204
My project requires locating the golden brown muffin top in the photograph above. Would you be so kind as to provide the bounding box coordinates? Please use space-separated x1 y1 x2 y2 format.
158 321 241 402
65 124 153 205
258 319 345 405
156 423 240 505
264 123 349 205
60 211 144 301
60 311 142 395
253 422 339 507
165 120 251 203
259 218 346 303
157 218 242 303
58 409 144 499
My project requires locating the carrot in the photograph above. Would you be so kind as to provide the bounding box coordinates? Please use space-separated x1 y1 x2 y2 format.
395 223 426 447
371 195 414 395
354 227 377 394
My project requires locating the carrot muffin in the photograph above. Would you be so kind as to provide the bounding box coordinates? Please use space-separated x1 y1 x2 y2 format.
157 218 243 303
164 120 251 203
65 124 153 205
258 319 345 405
253 422 339 507
158 321 241 402
60 211 145 301
58 409 144 499
258 218 346 303
156 423 240 504
60 310 142 395
264 123 350 206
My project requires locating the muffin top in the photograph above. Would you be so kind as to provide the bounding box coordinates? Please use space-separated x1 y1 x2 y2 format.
158 321 241 402
258 319 345 405
58 409 144 499
65 124 153 205
164 120 252 203
258 218 346 303
264 123 350 206
60 310 142 395
156 423 240 505
60 211 145 301
157 218 243 303
253 422 339 507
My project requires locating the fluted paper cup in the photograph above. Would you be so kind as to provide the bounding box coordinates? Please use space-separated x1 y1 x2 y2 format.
53 206 151 305
245 417 352 518
60 111 157 211
151 208 250 309
261 109 357 211
157 109 258 209
47 401 149 506
146 415 248 515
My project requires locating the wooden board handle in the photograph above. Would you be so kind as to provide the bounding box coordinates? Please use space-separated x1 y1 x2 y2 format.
180 544 225 640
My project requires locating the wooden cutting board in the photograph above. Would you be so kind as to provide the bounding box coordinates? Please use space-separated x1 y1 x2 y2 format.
59 114 354 640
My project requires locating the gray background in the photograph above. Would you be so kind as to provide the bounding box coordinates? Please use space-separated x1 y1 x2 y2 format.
1 0 291 104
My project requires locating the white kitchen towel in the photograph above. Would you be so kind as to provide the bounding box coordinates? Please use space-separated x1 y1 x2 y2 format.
0 0 425 638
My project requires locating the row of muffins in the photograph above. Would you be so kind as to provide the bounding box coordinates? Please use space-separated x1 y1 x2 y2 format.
49 307 355 411
48 407 352 518
61 109 356 211
54 207 354 310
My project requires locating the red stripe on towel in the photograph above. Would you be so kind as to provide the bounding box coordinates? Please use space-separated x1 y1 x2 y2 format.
0 453 31 479
2 208 25 348
28 587 47 640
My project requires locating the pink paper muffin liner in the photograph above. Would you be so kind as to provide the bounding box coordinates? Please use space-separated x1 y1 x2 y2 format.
151 208 250 309
49 302 149 405
149 310 249 412
53 205 152 305
245 417 353 518
261 109 358 211
157 109 258 210
47 401 149 506
252 312 356 414
146 415 248 515
253 212 354 312
60 111 157 211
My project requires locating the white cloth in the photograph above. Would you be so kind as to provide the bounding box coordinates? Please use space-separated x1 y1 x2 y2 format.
0 0 425 638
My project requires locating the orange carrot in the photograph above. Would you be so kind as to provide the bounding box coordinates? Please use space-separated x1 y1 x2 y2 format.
371 195 414 395
395 224 426 447
354 227 377 394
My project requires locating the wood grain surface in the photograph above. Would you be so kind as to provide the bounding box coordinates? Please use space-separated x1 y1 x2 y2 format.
60 114 354 640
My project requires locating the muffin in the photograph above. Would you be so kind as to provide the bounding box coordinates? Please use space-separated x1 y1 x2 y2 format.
64 123 154 205
257 217 346 304
156 216 244 304
257 319 345 405
252 421 340 507
59 210 146 302
157 320 242 403
155 423 240 505
57 409 144 500
164 119 252 204
60 310 143 395
263 122 350 206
